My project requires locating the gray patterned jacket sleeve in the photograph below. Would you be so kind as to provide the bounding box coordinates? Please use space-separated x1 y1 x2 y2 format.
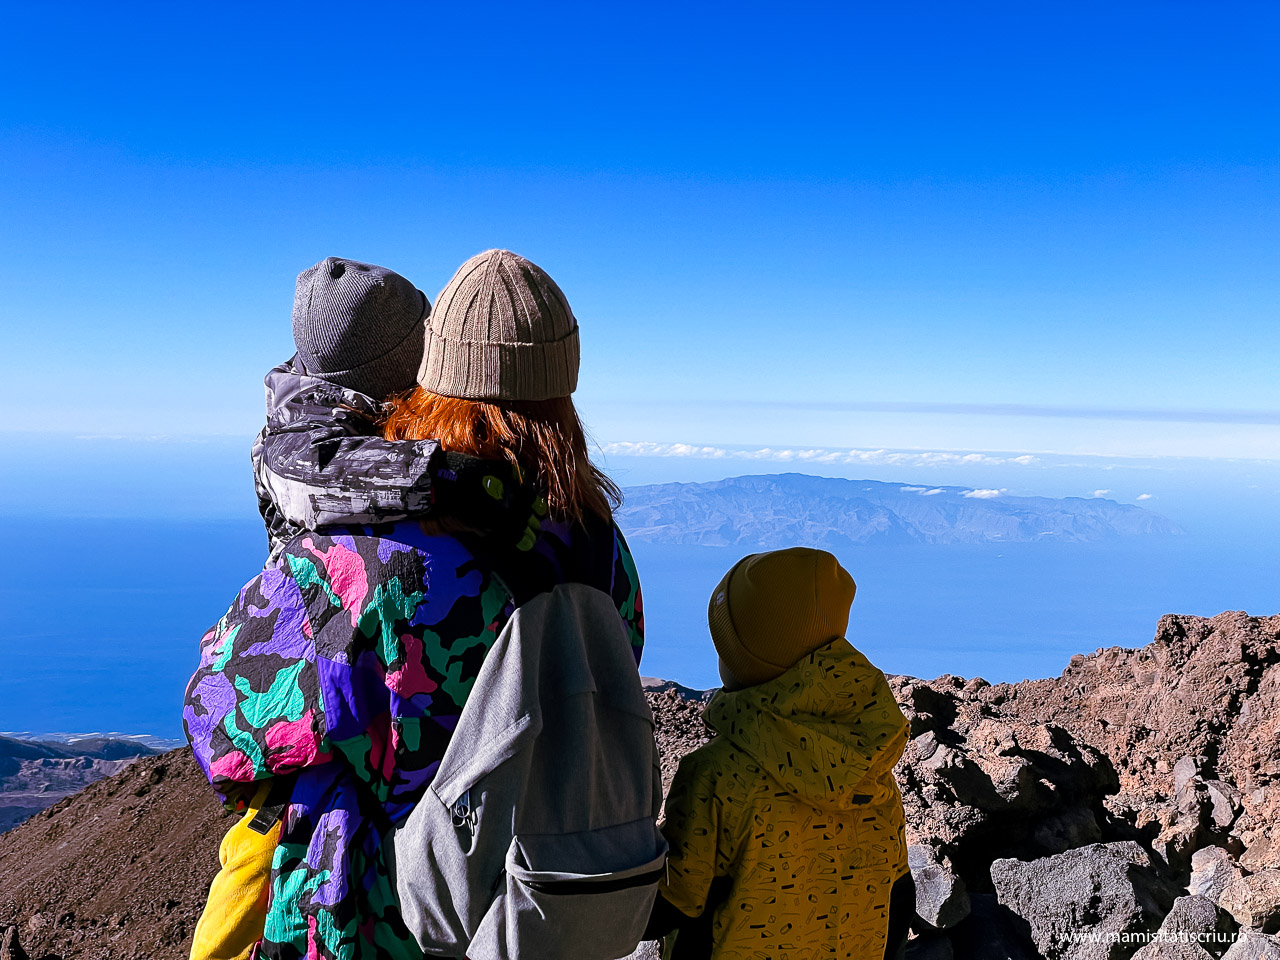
252 358 439 557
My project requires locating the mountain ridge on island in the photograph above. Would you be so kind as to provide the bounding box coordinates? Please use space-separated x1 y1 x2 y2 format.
615 473 1182 548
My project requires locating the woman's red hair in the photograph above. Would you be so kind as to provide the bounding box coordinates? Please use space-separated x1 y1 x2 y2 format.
382 388 620 523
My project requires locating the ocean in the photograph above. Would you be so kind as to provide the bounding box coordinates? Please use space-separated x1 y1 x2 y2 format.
1 515 1276 737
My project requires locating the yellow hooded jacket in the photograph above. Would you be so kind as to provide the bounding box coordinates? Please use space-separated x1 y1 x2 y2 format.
658 638 909 960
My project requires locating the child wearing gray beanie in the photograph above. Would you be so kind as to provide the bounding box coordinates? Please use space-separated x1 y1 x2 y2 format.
252 256 530 560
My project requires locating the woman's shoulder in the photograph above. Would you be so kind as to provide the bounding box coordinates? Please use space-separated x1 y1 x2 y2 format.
516 514 635 584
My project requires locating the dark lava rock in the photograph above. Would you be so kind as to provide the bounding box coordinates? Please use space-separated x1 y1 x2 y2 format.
909 844 971 929
1154 895 1237 958
991 841 1179 960
0 926 28 960
1218 869 1280 934
1188 847 1243 905
1130 943 1214 960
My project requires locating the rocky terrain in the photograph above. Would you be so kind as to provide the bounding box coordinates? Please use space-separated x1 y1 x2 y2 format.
0 736 157 834
3 611 1278 959
884 611 1280 959
615 474 1182 548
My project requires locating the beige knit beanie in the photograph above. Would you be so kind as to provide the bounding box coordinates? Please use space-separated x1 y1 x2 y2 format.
417 249 580 401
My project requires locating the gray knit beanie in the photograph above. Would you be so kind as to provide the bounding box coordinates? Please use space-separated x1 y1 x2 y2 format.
417 249 580 401
292 257 430 399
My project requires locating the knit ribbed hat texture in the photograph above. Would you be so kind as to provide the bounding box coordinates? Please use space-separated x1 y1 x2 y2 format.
417 249 580 401
708 548 857 688
292 257 430 399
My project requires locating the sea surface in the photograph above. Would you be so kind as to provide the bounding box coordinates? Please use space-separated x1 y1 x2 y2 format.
1 516 1276 737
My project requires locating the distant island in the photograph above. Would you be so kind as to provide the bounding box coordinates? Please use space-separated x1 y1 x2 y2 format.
616 473 1182 548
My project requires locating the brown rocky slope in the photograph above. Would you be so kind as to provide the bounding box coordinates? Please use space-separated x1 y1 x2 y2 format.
2 611 1277 959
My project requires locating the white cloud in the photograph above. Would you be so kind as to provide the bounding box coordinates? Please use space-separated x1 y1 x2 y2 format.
600 441 1041 468
900 486 947 496
1136 493 1153 501
962 488 1006 499
1092 489 1112 498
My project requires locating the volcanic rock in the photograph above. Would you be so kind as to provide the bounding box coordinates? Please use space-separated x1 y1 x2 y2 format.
978 613 1280 865
1242 836 1276 874
1218 870 1280 934
1153 896 1237 958
909 845 971 929
990 841 1178 959
1188 847 1244 905
0 926 30 960
1202 781 1242 832
1130 944 1214 960
890 678 1119 891
1221 931 1280 959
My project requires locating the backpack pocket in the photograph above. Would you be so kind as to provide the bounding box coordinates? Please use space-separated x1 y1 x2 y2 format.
470 819 668 960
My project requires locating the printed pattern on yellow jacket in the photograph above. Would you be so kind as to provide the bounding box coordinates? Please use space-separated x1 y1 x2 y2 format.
658 638 909 960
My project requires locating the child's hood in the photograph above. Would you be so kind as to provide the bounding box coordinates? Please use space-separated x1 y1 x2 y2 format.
262 355 382 429
703 638 908 810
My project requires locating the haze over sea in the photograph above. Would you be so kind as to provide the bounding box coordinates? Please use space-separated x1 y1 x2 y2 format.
2 433 1276 738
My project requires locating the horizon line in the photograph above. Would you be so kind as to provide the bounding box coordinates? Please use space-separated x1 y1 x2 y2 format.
1 430 1278 464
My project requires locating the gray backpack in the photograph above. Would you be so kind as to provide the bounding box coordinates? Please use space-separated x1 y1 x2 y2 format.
388 581 668 960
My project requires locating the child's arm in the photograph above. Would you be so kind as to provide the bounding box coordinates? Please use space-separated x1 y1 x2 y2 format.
253 361 532 556
254 362 439 534
650 752 727 928
183 561 334 804
190 782 282 960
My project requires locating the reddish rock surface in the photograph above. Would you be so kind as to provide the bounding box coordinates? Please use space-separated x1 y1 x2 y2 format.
898 612 1280 874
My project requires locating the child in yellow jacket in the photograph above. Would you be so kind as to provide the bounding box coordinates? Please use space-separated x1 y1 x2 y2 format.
645 547 915 960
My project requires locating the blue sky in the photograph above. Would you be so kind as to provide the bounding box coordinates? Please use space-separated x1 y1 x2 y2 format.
1 2 1277 464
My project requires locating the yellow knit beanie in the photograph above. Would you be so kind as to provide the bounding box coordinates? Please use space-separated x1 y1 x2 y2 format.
708 547 856 688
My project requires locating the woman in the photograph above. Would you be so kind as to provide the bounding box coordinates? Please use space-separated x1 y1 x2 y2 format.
184 250 644 960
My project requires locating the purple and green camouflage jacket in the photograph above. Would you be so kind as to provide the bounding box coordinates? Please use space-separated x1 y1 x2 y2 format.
184 515 644 960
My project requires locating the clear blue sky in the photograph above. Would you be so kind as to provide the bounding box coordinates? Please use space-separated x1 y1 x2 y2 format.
1 2 1277 462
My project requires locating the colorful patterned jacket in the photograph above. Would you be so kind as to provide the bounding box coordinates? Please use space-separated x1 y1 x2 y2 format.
184 514 644 960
